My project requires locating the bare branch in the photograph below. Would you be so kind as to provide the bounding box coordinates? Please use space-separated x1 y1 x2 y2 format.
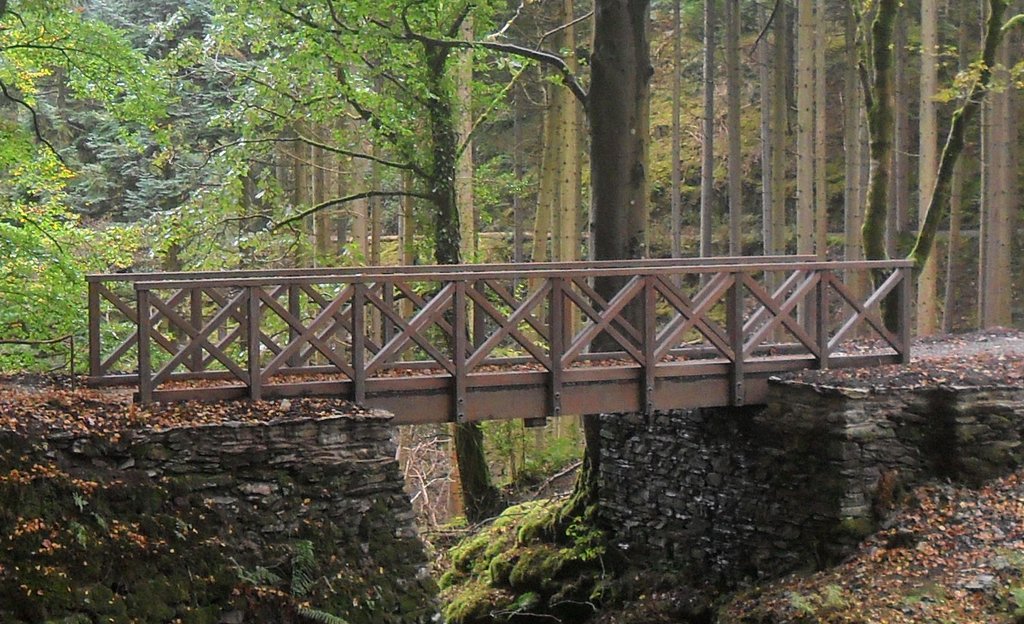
273 190 432 230
0 79 67 166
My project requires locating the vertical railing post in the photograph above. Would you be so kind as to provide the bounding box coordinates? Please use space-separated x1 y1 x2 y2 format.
453 280 468 423
473 280 486 349
247 286 262 401
352 282 366 405
642 275 657 415
87 279 101 379
816 268 831 369
548 277 564 418
382 281 395 344
288 283 302 368
137 287 152 404
899 265 912 364
190 287 203 373
728 270 745 406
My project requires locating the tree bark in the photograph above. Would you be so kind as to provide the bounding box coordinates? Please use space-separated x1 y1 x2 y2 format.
813 0 827 259
861 0 897 265
726 0 742 255
700 0 716 258
796 0 815 259
578 0 651 513
917 0 940 335
844 2 866 297
423 33 501 524
770 1 789 258
671 0 683 258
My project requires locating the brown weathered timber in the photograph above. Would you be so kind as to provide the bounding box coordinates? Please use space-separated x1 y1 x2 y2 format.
87 257 912 424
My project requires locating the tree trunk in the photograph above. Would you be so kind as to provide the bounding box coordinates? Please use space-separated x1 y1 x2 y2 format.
423 36 501 524
978 24 1013 328
941 158 965 332
726 0 742 255
796 0 815 259
554 0 581 263
457 16 476 262
891 12 911 256
770 1 788 257
861 0 897 265
700 0 715 258
844 2 867 298
671 0 683 258
758 2 773 258
533 95 557 262
917 0 940 335
578 0 651 512
813 0 827 259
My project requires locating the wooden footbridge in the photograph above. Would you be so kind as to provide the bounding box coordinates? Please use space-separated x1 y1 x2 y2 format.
87 256 912 425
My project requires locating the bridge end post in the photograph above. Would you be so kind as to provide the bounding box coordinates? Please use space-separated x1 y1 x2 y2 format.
728 271 745 406
642 276 656 415
548 278 564 418
88 279 101 380
352 283 366 405
137 288 152 405
246 286 263 402
816 269 831 370
898 266 912 364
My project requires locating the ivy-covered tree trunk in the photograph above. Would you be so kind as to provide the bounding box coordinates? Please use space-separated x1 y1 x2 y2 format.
423 37 502 524
860 0 896 266
908 1 1017 270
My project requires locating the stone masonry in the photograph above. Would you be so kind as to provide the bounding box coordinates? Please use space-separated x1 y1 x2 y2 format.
598 381 1024 586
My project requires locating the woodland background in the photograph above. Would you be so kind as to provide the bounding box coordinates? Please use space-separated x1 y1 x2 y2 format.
1 0 1022 522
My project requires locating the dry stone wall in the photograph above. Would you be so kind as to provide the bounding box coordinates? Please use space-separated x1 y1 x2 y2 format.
0 410 438 624
597 382 1024 586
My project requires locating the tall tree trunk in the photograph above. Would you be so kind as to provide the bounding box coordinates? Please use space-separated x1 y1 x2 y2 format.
891 12 911 256
700 0 716 258
726 0 742 255
796 0 815 259
978 21 1013 327
457 16 476 262
813 0 827 258
917 0 940 335
671 0 683 258
844 2 867 297
770 1 789 257
941 158 965 332
533 94 557 262
554 0 581 263
423 35 501 524
758 2 773 257
577 0 651 514
861 0 897 266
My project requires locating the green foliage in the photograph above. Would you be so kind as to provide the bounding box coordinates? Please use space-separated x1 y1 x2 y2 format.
0 0 167 369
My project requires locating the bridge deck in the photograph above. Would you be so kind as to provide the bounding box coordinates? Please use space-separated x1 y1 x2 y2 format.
87 256 912 425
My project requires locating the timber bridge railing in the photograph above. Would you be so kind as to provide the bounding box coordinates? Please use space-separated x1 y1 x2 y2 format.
87 256 912 425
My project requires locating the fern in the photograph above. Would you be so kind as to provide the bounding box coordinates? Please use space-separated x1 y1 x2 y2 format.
296 606 351 624
291 539 318 597
237 564 283 587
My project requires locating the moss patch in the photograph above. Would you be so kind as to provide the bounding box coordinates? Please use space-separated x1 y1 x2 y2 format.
440 498 613 624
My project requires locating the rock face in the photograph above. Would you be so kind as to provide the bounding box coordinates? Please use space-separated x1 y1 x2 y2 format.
0 410 438 624
597 382 1024 586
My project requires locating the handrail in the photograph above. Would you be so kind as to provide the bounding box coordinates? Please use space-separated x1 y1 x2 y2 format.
87 254 818 282
127 260 912 291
